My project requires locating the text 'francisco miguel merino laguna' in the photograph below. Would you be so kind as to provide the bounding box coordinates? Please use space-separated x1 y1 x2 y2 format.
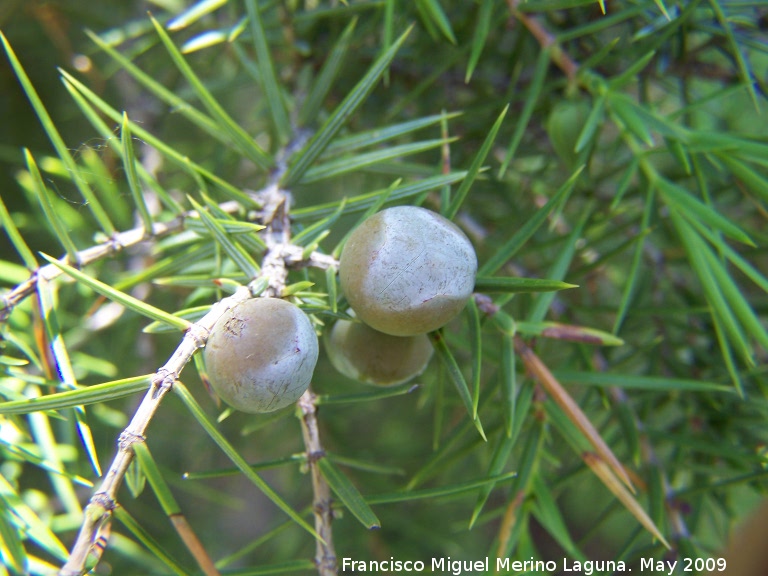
341 557 633 574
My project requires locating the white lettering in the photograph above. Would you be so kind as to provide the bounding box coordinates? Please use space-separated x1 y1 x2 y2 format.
564 559 626 574
340 558 426 572
431 557 489 574
497 558 557 572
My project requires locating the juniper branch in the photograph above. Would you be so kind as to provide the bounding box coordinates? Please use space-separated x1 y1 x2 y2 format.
0 200 245 322
60 246 338 573
256 164 338 574
1 190 335 322
505 0 579 81
57 142 340 573
59 284 252 575
299 391 337 576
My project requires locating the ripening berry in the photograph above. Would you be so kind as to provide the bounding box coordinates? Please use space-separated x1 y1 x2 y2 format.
547 99 591 168
325 319 433 386
339 206 477 336
203 298 319 413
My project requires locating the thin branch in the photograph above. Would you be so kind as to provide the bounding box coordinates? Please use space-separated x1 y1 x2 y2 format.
505 0 580 81
1 185 335 321
59 284 253 575
298 391 337 576
513 335 634 491
0 200 244 322
57 132 340 573
259 162 338 575
59 240 337 573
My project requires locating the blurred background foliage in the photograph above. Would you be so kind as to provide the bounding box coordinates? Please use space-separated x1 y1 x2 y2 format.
1 0 767 574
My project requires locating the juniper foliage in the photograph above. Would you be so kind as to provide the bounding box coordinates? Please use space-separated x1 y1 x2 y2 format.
0 1 767 574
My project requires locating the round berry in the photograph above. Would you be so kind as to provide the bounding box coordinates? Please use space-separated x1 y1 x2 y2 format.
339 206 477 336
547 99 591 168
325 319 433 386
203 298 319 413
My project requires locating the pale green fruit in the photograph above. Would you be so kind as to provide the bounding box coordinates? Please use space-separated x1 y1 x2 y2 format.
547 99 591 168
325 320 433 386
203 298 319 413
339 206 477 336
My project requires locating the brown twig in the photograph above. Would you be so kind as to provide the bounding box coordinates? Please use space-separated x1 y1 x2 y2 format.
505 0 580 81
512 337 671 549
59 285 253 575
260 168 338 575
58 152 339 572
513 335 634 490
298 391 337 576
0 200 245 323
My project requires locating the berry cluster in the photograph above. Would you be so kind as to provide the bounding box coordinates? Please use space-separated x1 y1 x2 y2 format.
330 206 477 386
203 206 477 412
